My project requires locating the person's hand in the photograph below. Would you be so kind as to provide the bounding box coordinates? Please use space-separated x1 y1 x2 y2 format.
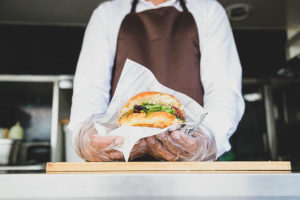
129 138 148 160
146 128 217 161
75 118 148 161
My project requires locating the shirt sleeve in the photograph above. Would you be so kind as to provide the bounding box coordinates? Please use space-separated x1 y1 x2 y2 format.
199 1 245 158
68 6 114 132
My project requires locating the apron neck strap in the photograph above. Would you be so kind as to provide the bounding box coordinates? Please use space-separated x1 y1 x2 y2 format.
131 0 139 13
131 0 188 13
179 0 188 12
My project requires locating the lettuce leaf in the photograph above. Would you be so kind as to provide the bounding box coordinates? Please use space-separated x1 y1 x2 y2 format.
141 103 176 116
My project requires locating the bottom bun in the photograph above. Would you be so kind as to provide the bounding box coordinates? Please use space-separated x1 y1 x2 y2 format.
119 111 183 128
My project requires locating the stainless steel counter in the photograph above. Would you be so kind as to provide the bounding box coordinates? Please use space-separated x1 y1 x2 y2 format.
0 173 300 199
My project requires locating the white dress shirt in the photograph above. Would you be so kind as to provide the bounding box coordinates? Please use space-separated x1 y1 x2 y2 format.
69 0 245 158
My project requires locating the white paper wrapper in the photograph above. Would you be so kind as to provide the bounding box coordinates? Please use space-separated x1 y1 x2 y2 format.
94 59 207 161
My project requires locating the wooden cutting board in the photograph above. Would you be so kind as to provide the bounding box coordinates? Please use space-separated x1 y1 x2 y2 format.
46 161 291 174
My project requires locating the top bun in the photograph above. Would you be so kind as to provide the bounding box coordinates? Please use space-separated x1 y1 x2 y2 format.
120 92 182 116
118 92 184 128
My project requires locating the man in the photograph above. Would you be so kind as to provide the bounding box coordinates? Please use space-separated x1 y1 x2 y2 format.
69 0 245 161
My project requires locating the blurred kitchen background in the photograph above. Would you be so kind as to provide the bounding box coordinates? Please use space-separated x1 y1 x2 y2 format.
0 0 300 172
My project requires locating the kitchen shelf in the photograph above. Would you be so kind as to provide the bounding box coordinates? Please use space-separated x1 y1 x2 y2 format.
0 75 73 163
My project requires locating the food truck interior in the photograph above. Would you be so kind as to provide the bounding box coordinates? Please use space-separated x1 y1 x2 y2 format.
0 0 300 172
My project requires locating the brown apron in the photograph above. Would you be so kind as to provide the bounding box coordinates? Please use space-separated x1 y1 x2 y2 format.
110 0 204 105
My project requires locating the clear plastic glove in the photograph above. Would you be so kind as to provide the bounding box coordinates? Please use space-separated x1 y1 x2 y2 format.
74 116 148 162
146 128 217 161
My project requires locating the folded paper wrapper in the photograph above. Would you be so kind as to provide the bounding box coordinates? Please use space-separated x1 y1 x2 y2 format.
93 59 208 161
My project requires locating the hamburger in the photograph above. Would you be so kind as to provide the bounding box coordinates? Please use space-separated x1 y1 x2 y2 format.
118 92 185 128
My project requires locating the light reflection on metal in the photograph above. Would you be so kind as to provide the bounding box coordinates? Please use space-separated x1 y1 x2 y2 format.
59 79 73 89
264 85 277 160
244 93 262 102
226 3 253 21
50 81 60 162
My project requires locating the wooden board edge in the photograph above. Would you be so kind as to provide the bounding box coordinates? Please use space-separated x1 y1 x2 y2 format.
46 170 292 174
46 161 292 172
